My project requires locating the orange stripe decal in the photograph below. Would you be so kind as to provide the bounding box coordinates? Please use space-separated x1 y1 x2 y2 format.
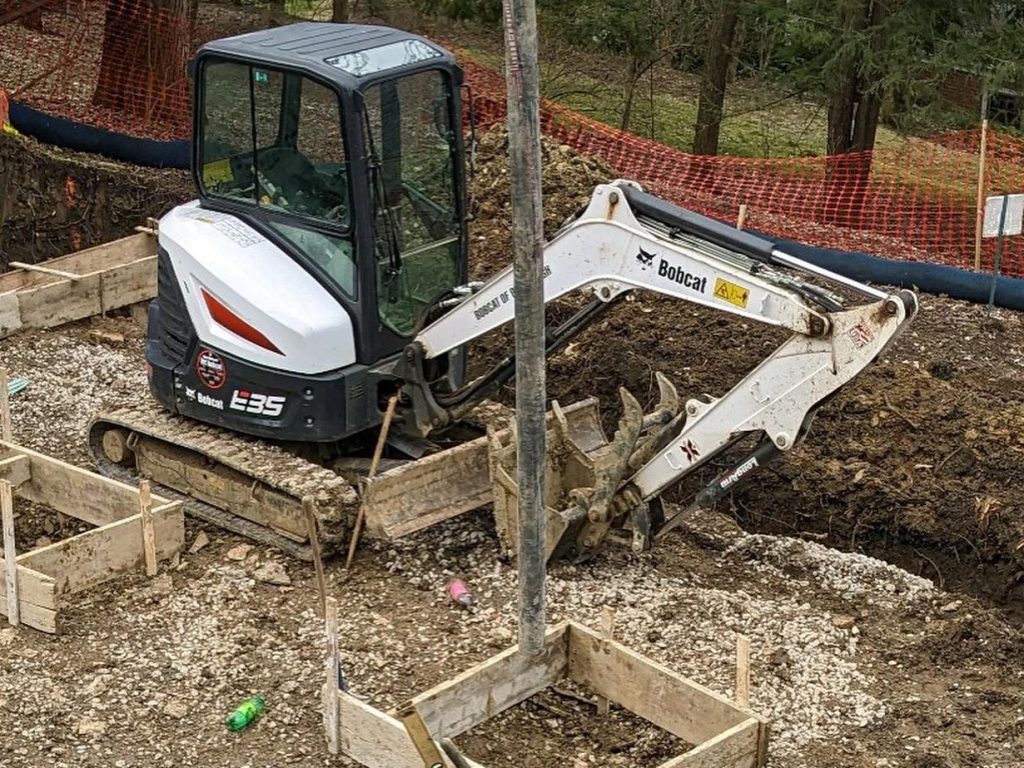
201 289 283 355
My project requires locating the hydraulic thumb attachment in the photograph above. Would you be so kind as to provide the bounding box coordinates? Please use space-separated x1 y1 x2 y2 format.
395 181 918 559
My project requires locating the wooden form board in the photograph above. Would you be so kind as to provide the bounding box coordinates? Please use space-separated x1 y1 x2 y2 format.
327 621 769 768
361 399 604 541
0 232 156 338
0 440 184 633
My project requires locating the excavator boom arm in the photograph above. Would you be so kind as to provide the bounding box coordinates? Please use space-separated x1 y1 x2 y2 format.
416 183 833 359
405 182 917 548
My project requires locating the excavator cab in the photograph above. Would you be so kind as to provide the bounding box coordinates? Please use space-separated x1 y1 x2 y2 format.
146 24 469 442
193 24 468 342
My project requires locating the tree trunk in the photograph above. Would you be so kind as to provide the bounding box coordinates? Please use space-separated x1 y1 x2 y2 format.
265 0 286 27
825 0 869 157
825 0 889 221
692 0 740 156
332 0 349 23
364 0 386 20
92 0 190 124
850 0 887 153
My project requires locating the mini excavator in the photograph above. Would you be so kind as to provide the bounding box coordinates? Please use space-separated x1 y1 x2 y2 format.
90 23 917 559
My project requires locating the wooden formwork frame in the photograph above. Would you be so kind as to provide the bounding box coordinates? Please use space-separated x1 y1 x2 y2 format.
0 231 157 338
322 616 770 768
0 440 184 633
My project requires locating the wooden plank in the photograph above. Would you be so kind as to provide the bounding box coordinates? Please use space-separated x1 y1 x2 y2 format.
3 440 162 525
339 694 485 768
0 558 57 611
0 455 30 488
735 634 751 709
138 480 157 577
323 596 340 756
8 261 82 281
18 502 184 595
99 255 158 311
396 702 448 767
412 621 569 738
1 480 17 625
0 368 11 442
0 233 154 293
660 718 760 768
596 606 615 715
16 273 103 330
0 592 57 634
0 291 21 338
567 621 765 746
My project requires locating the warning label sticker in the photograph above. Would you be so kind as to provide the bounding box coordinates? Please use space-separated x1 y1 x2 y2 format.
202 159 233 186
713 278 750 309
184 209 264 248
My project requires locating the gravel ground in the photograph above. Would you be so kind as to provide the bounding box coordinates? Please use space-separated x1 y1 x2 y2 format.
1 316 1023 767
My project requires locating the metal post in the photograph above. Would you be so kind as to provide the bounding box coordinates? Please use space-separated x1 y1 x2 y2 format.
987 193 1010 312
502 0 546 658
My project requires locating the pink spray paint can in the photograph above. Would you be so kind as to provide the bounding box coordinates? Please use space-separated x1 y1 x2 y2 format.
446 579 476 609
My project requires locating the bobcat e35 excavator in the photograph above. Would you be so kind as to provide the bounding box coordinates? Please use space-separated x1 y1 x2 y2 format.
89 22 917 560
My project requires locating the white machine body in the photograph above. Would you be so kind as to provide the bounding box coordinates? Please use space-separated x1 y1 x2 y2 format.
159 202 357 375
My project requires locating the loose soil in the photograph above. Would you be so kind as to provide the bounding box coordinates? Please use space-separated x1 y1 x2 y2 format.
0 128 1023 768
467 128 1024 614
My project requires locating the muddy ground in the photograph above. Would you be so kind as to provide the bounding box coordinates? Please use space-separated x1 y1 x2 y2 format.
0 132 191 267
0 130 1023 767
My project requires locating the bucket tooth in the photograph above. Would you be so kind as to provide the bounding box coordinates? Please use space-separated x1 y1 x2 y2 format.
630 372 687 471
583 388 643 525
655 371 680 420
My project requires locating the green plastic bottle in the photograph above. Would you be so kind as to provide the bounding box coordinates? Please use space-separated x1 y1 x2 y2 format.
225 695 266 731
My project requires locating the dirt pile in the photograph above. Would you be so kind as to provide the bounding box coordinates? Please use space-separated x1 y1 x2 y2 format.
0 132 191 267
467 127 1024 607
467 127 612 279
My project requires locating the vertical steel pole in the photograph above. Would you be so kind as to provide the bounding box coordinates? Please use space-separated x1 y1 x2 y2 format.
502 0 546 657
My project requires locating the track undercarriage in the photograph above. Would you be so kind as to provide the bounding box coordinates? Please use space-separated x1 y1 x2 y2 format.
88 394 675 561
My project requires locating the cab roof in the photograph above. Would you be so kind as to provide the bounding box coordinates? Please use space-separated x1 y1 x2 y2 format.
195 22 459 89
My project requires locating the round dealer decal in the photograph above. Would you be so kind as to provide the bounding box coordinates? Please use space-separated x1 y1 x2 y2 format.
196 349 227 390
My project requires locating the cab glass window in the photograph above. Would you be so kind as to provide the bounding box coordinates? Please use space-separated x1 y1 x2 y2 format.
199 60 351 230
363 69 460 336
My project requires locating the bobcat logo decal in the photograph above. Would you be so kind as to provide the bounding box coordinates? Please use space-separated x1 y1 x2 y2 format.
636 246 657 270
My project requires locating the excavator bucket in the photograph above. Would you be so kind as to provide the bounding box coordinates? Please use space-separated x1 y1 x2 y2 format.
489 380 682 561
358 399 604 540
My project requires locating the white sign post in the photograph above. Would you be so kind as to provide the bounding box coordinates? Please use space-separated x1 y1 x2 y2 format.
983 193 1024 238
982 193 1024 309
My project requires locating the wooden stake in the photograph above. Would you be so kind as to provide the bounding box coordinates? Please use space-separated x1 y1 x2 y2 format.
345 393 399 569
974 119 989 272
397 700 447 768
0 367 12 443
735 633 751 709
596 605 616 715
303 496 328 619
138 479 157 577
1 479 18 626
8 261 82 281
324 595 340 755
737 203 748 231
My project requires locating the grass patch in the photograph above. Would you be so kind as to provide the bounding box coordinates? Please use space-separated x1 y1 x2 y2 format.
459 46 902 159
